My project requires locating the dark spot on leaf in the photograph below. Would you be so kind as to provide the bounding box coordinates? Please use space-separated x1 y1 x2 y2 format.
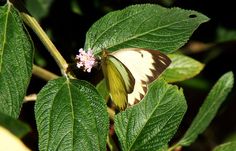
189 14 197 18
0 0 7 6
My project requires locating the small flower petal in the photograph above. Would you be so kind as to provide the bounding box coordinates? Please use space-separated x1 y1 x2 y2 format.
75 48 97 72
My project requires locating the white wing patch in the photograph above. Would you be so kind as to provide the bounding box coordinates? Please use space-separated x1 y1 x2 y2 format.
111 48 171 106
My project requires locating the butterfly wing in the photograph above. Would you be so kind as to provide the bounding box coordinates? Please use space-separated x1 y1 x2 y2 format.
111 48 171 105
102 53 135 109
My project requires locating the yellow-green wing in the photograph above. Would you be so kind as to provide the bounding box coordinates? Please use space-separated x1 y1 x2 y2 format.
102 55 135 110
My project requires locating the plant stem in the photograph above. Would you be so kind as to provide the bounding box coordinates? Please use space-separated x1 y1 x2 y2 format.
107 107 115 121
107 135 118 151
10 0 68 75
168 143 181 151
22 13 68 74
33 64 60 81
24 94 37 102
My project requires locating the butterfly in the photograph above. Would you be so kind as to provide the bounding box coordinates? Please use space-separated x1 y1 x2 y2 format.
101 48 171 110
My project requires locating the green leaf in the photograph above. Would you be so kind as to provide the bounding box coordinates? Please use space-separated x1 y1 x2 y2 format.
0 112 30 138
161 53 204 83
213 142 236 151
178 71 234 146
217 26 236 43
85 4 209 55
25 0 54 20
157 144 168 151
114 79 187 151
224 132 236 143
0 3 34 118
179 78 211 91
70 0 82 15
35 77 109 151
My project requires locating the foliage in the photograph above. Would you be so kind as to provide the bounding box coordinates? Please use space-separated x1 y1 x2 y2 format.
0 0 235 151
0 2 33 118
178 72 234 146
213 141 236 151
35 77 109 151
85 4 209 54
115 79 187 151
0 112 30 138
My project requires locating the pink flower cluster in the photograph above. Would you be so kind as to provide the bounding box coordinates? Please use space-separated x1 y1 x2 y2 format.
75 48 97 72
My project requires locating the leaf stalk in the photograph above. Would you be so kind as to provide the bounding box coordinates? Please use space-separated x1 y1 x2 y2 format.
21 13 68 74
33 64 59 81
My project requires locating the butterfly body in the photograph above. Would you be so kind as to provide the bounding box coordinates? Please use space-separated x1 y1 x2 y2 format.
101 48 171 110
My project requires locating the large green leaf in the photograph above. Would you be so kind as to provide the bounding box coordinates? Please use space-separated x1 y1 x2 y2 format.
178 72 234 146
0 2 33 118
213 142 236 151
0 112 30 138
114 79 187 151
35 77 109 151
161 53 204 83
85 4 209 55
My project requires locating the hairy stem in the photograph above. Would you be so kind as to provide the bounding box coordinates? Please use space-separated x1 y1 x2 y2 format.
22 13 68 74
10 0 68 75
33 64 59 81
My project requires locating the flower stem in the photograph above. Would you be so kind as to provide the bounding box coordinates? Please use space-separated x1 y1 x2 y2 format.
10 0 68 75
22 13 68 74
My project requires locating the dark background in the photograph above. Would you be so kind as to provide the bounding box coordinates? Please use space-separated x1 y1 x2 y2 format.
16 0 236 150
